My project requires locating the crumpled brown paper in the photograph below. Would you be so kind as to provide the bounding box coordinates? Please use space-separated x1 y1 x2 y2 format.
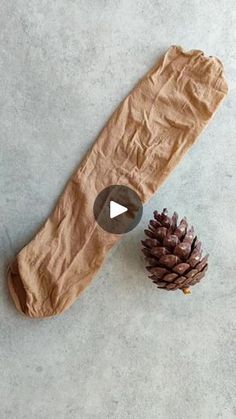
8 46 228 318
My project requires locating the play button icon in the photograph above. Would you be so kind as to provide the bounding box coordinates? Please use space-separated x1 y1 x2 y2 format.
93 185 143 234
110 201 128 219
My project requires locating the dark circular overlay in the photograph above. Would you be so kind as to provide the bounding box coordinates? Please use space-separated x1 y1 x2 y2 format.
93 185 143 234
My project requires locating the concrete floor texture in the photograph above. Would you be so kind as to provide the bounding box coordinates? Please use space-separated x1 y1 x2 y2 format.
0 1 236 418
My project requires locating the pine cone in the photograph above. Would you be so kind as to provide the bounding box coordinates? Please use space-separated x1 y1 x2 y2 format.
141 209 209 294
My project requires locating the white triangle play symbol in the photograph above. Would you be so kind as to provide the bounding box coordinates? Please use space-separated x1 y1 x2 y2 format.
110 200 128 219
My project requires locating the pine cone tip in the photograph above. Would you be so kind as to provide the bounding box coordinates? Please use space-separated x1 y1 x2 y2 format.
182 287 191 295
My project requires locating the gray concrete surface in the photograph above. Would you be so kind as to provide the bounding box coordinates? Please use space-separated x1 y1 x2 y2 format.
0 1 236 418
